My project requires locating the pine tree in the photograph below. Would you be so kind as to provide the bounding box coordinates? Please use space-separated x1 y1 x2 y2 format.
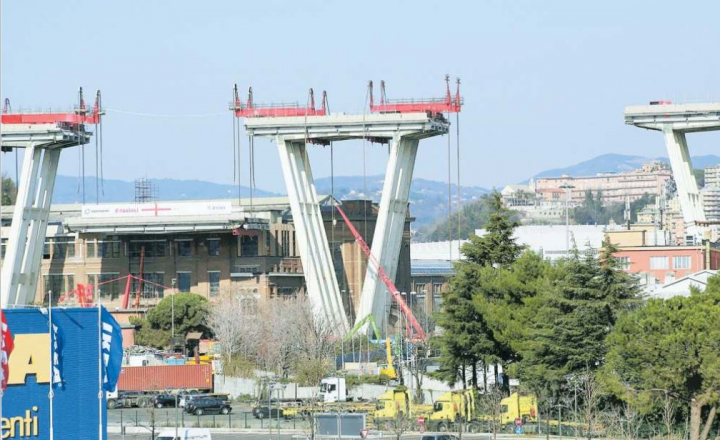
461 192 523 267
434 191 522 389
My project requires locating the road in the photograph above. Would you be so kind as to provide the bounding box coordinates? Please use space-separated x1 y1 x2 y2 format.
109 433 493 440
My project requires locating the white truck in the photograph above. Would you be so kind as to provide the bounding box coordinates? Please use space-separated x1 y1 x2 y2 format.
319 377 347 403
156 428 211 440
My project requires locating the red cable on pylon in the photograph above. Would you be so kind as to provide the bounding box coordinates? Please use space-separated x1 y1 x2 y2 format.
335 205 427 340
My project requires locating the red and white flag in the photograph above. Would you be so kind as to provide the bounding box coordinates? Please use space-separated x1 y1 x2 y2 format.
1 311 14 391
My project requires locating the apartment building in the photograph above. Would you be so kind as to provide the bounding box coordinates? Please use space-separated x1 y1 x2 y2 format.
534 161 672 205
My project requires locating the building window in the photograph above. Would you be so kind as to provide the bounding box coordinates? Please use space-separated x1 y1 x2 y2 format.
132 273 165 299
240 235 258 257
43 274 73 305
87 241 96 258
433 293 442 311
673 256 691 270
178 272 191 293
415 283 426 295
99 241 121 258
650 256 669 270
281 231 290 257
617 256 631 270
129 240 166 258
208 271 221 297
432 283 443 294
92 273 120 301
207 239 221 257
53 237 76 259
176 240 193 257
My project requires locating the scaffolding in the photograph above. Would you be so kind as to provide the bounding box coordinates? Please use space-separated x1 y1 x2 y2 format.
134 177 158 203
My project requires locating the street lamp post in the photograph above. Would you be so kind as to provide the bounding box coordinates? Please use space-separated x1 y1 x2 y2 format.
559 183 575 255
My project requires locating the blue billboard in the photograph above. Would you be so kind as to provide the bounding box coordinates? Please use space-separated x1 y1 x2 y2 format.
2 308 119 440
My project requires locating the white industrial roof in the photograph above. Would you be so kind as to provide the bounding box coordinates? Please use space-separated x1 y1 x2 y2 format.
412 225 609 262
651 270 717 300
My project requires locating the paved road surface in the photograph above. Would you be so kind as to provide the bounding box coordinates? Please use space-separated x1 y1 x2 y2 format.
109 433 492 440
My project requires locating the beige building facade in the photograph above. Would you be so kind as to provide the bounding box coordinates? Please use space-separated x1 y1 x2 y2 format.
534 161 672 205
1 197 412 323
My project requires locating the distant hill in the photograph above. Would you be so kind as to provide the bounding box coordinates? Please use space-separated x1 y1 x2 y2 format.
530 153 720 180
51 175 277 204
50 174 486 227
314 175 490 226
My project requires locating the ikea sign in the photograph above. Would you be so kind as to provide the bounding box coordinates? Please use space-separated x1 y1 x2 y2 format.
2 309 111 439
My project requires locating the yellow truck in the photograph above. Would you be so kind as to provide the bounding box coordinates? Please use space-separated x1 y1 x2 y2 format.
425 390 537 433
374 389 433 426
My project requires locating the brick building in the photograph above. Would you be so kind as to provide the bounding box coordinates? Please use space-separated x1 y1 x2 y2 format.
0 197 412 322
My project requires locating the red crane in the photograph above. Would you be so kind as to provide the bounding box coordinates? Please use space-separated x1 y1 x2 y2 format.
1 88 103 125
369 75 462 115
335 205 427 340
230 85 328 118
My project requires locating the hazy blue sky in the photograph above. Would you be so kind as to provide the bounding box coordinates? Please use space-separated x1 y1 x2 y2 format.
2 1 720 194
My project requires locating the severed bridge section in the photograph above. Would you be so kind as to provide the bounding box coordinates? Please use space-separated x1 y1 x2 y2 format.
625 102 720 239
245 113 450 334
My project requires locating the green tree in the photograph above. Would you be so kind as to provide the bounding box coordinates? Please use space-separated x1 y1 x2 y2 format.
433 191 522 388
132 293 211 348
572 191 654 225
461 192 523 267
2 175 17 206
422 192 520 242
693 168 705 188
604 277 720 440
510 242 640 397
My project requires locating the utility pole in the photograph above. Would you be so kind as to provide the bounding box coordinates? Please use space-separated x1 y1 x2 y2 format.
171 278 176 340
560 183 575 255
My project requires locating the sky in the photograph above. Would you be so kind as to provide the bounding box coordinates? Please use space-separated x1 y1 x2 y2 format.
2 0 720 194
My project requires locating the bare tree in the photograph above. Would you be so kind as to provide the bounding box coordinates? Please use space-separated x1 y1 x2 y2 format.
384 409 416 440
477 387 505 440
224 293 338 384
658 390 678 440
621 399 643 440
207 291 246 364
407 304 435 404
579 370 601 440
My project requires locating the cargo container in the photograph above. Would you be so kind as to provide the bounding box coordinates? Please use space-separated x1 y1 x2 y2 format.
118 364 213 392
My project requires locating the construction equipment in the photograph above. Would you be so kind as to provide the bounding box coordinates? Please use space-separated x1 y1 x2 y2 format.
230 85 328 118
381 337 397 380
344 314 382 341
59 283 95 308
335 205 426 340
369 75 462 115
343 314 397 380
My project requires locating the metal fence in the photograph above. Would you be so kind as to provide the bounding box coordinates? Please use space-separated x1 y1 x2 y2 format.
108 409 314 431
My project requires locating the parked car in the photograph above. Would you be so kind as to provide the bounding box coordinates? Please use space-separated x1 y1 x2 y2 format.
186 397 232 416
153 394 178 408
421 435 459 440
180 393 229 408
252 405 283 419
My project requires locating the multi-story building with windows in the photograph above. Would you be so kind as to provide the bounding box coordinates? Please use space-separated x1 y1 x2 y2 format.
534 161 672 205
0 197 412 322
